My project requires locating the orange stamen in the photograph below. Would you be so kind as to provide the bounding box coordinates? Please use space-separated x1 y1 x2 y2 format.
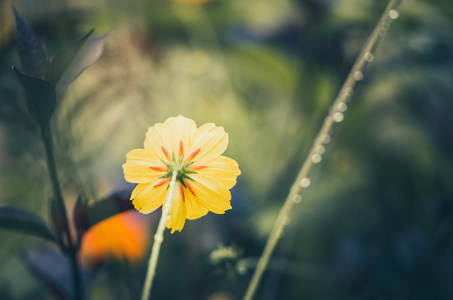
149 166 168 172
161 146 171 161
191 165 207 171
180 185 185 202
186 182 197 197
186 148 201 162
154 178 170 188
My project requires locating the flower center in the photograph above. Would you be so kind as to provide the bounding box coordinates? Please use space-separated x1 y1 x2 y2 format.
160 153 196 189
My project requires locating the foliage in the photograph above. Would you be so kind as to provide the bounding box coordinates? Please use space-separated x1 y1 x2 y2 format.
1 0 453 299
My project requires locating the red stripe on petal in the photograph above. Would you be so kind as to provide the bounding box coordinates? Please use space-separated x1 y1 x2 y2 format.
180 185 185 203
179 141 184 158
161 146 171 161
154 178 170 188
186 148 201 162
149 166 168 172
186 182 197 197
191 165 207 171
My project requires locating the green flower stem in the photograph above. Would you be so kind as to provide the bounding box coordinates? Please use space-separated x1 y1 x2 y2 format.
41 122 82 300
141 169 179 300
243 1 404 299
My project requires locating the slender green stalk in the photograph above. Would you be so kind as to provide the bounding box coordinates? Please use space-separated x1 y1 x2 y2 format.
41 122 83 300
243 1 404 299
141 170 179 300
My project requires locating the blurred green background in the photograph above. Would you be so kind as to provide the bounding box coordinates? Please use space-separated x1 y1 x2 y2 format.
1 0 453 299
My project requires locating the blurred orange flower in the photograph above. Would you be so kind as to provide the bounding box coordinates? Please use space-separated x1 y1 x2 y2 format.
123 115 240 233
79 211 149 268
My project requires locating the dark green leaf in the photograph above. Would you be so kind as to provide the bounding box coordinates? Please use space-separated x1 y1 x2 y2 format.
46 29 94 85
80 191 134 231
13 66 57 126
56 33 109 96
0 206 56 242
12 5 47 78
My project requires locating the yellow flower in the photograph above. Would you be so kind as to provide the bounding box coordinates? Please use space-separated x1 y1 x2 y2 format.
123 115 240 233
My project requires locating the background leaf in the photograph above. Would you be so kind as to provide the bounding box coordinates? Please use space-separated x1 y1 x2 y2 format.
55 33 109 96
13 66 57 126
12 5 47 78
23 248 96 300
46 29 94 85
0 206 56 242
3 0 453 299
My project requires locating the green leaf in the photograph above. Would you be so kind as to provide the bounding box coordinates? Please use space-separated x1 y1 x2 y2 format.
12 66 57 126
0 206 56 242
46 29 94 85
77 191 134 231
12 5 47 78
55 33 109 96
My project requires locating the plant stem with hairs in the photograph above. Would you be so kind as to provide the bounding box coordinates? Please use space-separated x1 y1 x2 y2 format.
141 169 179 300
243 1 404 299
41 122 83 300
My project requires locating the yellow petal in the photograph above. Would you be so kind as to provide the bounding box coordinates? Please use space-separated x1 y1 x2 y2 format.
123 149 168 183
165 184 187 233
184 187 209 220
164 115 197 160
144 122 173 163
190 175 232 214
185 123 228 164
194 156 241 189
131 182 167 214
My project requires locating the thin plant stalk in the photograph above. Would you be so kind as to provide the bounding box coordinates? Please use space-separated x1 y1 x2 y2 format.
243 1 404 299
41 122 83 300
140 169 179 300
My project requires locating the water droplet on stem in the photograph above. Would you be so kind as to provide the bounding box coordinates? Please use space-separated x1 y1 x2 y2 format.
300 178 311 188
333 112 344 122
322 134 331 144
354 71 364 81
364 52 374 62
292 195 302 204
316 145 325 155
388 9 399 20
337 102 347 112
312 154 322 163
